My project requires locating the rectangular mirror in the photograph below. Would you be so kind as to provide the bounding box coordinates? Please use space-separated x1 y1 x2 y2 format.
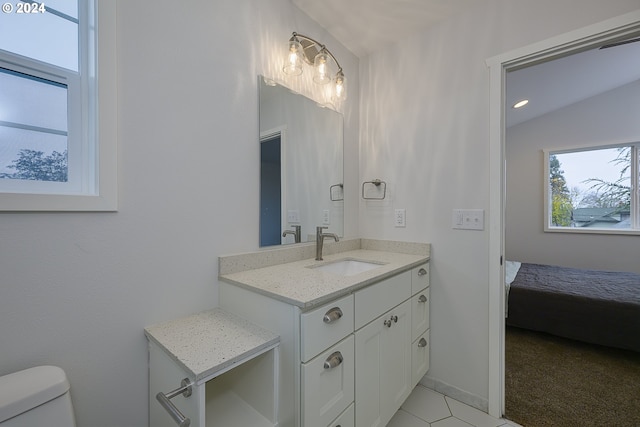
259 76 344 247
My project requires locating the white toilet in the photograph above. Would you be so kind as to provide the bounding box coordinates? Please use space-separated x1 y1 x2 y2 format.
0 366 76 427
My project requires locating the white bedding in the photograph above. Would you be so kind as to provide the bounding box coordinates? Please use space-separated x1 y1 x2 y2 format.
504 260 521 317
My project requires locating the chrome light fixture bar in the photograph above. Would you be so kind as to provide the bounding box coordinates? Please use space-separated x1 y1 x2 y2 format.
283 32 347 102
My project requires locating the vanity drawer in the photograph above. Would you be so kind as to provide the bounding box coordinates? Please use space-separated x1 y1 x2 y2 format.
411 330 430 388
328 402 354 427
301 294 354 362
355 270 411 330
302 335 355 427
411 287 430 341
411 262 430 294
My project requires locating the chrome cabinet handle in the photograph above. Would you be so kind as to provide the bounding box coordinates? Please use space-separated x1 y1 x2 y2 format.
156 378 192 427
418 268 427 276
384 315 398 327
418 338 427 348
323 307 344 323
324 351 344 369
418 294 427 303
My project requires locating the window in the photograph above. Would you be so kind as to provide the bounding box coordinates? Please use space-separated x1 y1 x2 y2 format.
0 1 116 211
544 143 640 234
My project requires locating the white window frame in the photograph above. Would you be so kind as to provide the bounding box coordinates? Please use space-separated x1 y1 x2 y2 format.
544 142 640 235
0 0 116 211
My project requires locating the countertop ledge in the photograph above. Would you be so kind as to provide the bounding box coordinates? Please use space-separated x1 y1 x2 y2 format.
145 308 280 383
219 243 430 310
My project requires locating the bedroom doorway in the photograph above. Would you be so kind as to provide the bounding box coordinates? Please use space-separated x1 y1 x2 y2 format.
486 10 640 420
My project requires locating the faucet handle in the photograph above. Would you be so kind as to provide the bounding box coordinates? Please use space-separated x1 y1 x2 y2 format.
317 226 328 232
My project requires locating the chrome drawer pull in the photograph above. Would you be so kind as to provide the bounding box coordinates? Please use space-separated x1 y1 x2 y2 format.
323 307 344 323
418 338 428 348
324 351 344 369
418 294 427 303
417 268 427 276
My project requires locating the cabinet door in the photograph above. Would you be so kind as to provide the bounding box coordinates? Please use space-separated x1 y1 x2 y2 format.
302 335 355 427
355 300 412 427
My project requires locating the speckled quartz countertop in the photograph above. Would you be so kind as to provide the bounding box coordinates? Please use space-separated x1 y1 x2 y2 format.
219 239 430 310
144 308 280 383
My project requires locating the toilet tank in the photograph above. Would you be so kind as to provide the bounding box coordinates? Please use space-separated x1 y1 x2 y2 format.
0 366 76 427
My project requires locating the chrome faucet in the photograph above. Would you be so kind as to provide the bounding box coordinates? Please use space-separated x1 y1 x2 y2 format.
316 226 339 261
282 225 301 243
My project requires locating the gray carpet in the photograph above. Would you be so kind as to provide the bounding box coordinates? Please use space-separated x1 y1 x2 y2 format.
505 326 640 427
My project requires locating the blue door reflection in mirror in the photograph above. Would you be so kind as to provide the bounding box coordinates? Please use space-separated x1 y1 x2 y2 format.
260 133 282 246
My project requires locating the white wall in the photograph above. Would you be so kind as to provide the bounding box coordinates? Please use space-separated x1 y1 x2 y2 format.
506 80 640 273
358 0 640 409
0 1 359 426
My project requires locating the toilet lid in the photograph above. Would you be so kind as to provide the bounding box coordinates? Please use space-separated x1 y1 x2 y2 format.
0 366 70 423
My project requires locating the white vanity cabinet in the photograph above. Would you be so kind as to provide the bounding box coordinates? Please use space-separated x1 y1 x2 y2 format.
219 251 430 427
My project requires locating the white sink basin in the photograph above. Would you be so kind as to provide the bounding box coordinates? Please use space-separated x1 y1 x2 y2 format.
311 258 385 276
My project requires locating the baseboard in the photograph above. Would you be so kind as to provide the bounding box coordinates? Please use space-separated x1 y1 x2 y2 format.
419 376 488 413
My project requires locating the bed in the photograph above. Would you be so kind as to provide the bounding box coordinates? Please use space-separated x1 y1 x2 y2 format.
505 261 640 352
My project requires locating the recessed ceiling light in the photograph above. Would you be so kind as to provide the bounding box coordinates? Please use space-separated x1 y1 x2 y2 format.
513 99 529 109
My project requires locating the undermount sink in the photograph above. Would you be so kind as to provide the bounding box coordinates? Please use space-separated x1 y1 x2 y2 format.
310 258 385 276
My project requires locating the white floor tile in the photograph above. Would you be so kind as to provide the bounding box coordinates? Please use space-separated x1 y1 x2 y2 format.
445 396 504 427
387 409 430 427
431 417 474 427
401 385 452 423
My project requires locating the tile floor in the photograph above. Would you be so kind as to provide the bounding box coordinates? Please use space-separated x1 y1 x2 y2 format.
387 385 522 427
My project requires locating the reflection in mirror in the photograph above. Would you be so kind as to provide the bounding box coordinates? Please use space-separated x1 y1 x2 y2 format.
259 76 344 247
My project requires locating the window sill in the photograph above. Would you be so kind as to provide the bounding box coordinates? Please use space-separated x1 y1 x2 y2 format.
544 226 640 236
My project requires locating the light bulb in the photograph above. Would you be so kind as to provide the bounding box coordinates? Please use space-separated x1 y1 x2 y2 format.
334 71 347 102
283 39 303 76
313 50 331 84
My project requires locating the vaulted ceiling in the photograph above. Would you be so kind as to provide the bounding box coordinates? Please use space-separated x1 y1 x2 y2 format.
293 0 640 127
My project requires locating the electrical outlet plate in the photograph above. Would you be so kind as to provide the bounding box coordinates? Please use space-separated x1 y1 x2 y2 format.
394 209 406 227
322 209 330 225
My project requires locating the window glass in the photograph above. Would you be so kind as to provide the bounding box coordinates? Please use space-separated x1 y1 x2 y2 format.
0 126 68 182
0 68 68 182
0 6 78 71
0 68 68 130
43 0 78 19
549 146 635 231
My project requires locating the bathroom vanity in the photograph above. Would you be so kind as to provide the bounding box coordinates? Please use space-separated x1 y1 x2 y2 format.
218 239 430 427
145 309 281 427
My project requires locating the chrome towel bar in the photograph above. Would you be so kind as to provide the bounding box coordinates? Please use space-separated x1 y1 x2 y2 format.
156 378 192 427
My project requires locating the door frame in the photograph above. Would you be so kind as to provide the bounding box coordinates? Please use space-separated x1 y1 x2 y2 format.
260 125 288 245
485 9 640 418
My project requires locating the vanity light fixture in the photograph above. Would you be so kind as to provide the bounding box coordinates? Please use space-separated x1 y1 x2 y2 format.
283 32 347 102
512 99 529 109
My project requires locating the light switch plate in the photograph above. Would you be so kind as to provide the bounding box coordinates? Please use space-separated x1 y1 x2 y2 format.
322 209 330 225
287 210 300 223
453 209 484 230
